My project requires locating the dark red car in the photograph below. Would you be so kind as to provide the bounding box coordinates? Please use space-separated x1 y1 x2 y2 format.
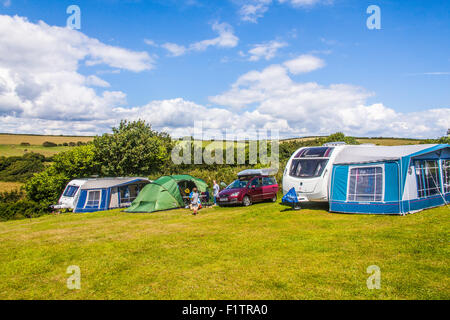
217 174 279 207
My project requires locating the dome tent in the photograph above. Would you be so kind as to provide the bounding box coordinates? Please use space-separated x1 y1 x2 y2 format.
125 174 209 213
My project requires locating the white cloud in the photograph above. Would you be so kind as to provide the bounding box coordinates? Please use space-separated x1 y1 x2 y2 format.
190 22 239 51
0 14 152 121
208 57 450 138
144 39 157 47
85 75 110 88
161 22 238 57
279 0 324 7
161 42 187 57
239 0 271 23
238 0 329 23
283 54 325 74
0 15 447 139
247 40 287 61
406 72 450 76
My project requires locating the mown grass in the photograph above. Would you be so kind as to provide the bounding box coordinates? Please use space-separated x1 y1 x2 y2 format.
0 181 23 192
0 202 448 300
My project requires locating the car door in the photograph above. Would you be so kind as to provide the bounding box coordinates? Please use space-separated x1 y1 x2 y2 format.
248 177 263 202
262 177 278 199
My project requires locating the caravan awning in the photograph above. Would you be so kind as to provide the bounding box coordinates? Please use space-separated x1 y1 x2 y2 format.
333 144 439 165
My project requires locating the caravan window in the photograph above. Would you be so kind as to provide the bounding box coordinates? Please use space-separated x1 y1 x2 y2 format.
443 160 450 194
347 166 383 202
85 190 101 208
63 185 79 197
290 159 328 178
295 147 333 158
415 160 441 198
120 185 139 203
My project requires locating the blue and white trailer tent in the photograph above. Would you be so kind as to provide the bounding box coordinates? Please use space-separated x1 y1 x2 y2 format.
69 177 150 213
329 144 450 215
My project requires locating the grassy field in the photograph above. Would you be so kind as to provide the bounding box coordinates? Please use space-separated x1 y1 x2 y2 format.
280 137 425 145
0 202 448 300
0 181 23 192
0 133 93 145
356 138 424 146
0 133 427 158
0 134 94 157
0 144 74 157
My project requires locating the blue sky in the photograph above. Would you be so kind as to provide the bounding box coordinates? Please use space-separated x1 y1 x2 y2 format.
0 0 449 138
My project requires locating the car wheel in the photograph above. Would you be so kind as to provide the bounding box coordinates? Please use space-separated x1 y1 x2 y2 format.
243 196 252 207
271 195 277 202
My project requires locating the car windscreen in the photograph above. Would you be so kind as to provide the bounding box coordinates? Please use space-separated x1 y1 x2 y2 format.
226 179 249 189
63 185 79 197
290 159 328 178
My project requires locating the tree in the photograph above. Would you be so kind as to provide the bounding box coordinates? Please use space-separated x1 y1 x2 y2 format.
317 132 359 145
93 120 174 176
25 144 100 204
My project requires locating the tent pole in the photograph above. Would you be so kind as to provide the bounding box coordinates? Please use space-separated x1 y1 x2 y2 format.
429 161 449 208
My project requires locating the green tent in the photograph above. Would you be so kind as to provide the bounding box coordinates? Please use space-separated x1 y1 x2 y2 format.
125 174 209 213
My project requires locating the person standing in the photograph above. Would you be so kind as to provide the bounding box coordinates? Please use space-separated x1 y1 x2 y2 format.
213 180 220 206
189 187 200 215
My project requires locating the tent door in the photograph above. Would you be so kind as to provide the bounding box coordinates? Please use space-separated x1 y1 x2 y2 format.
109 187 119 208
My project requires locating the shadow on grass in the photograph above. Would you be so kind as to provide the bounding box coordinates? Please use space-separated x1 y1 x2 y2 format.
279 201 329 212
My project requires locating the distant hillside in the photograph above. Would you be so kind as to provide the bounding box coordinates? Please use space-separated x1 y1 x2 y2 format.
0 133 93 145
280 136 426 146
0 133 431 158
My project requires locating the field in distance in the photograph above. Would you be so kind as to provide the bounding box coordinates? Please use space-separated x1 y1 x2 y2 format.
0 133 94 157
0 133 93 145
0 133 427 157
281 136 425 146
0 181 23 192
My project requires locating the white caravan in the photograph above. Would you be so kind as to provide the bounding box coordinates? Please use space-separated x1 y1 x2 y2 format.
52 179 87 210
282 142 350 202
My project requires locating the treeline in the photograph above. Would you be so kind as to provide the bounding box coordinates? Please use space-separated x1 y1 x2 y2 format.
42 141 89 147
420 136 450 144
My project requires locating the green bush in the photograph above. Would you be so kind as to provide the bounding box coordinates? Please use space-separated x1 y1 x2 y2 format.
93 120 174 176
316 132 360 146
43 141 57 147
149 166 248 187
421 136 450 144
25 144 100 204
0 189 25 203
0 200 48 221
0 153 46 182
25 167 68 205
